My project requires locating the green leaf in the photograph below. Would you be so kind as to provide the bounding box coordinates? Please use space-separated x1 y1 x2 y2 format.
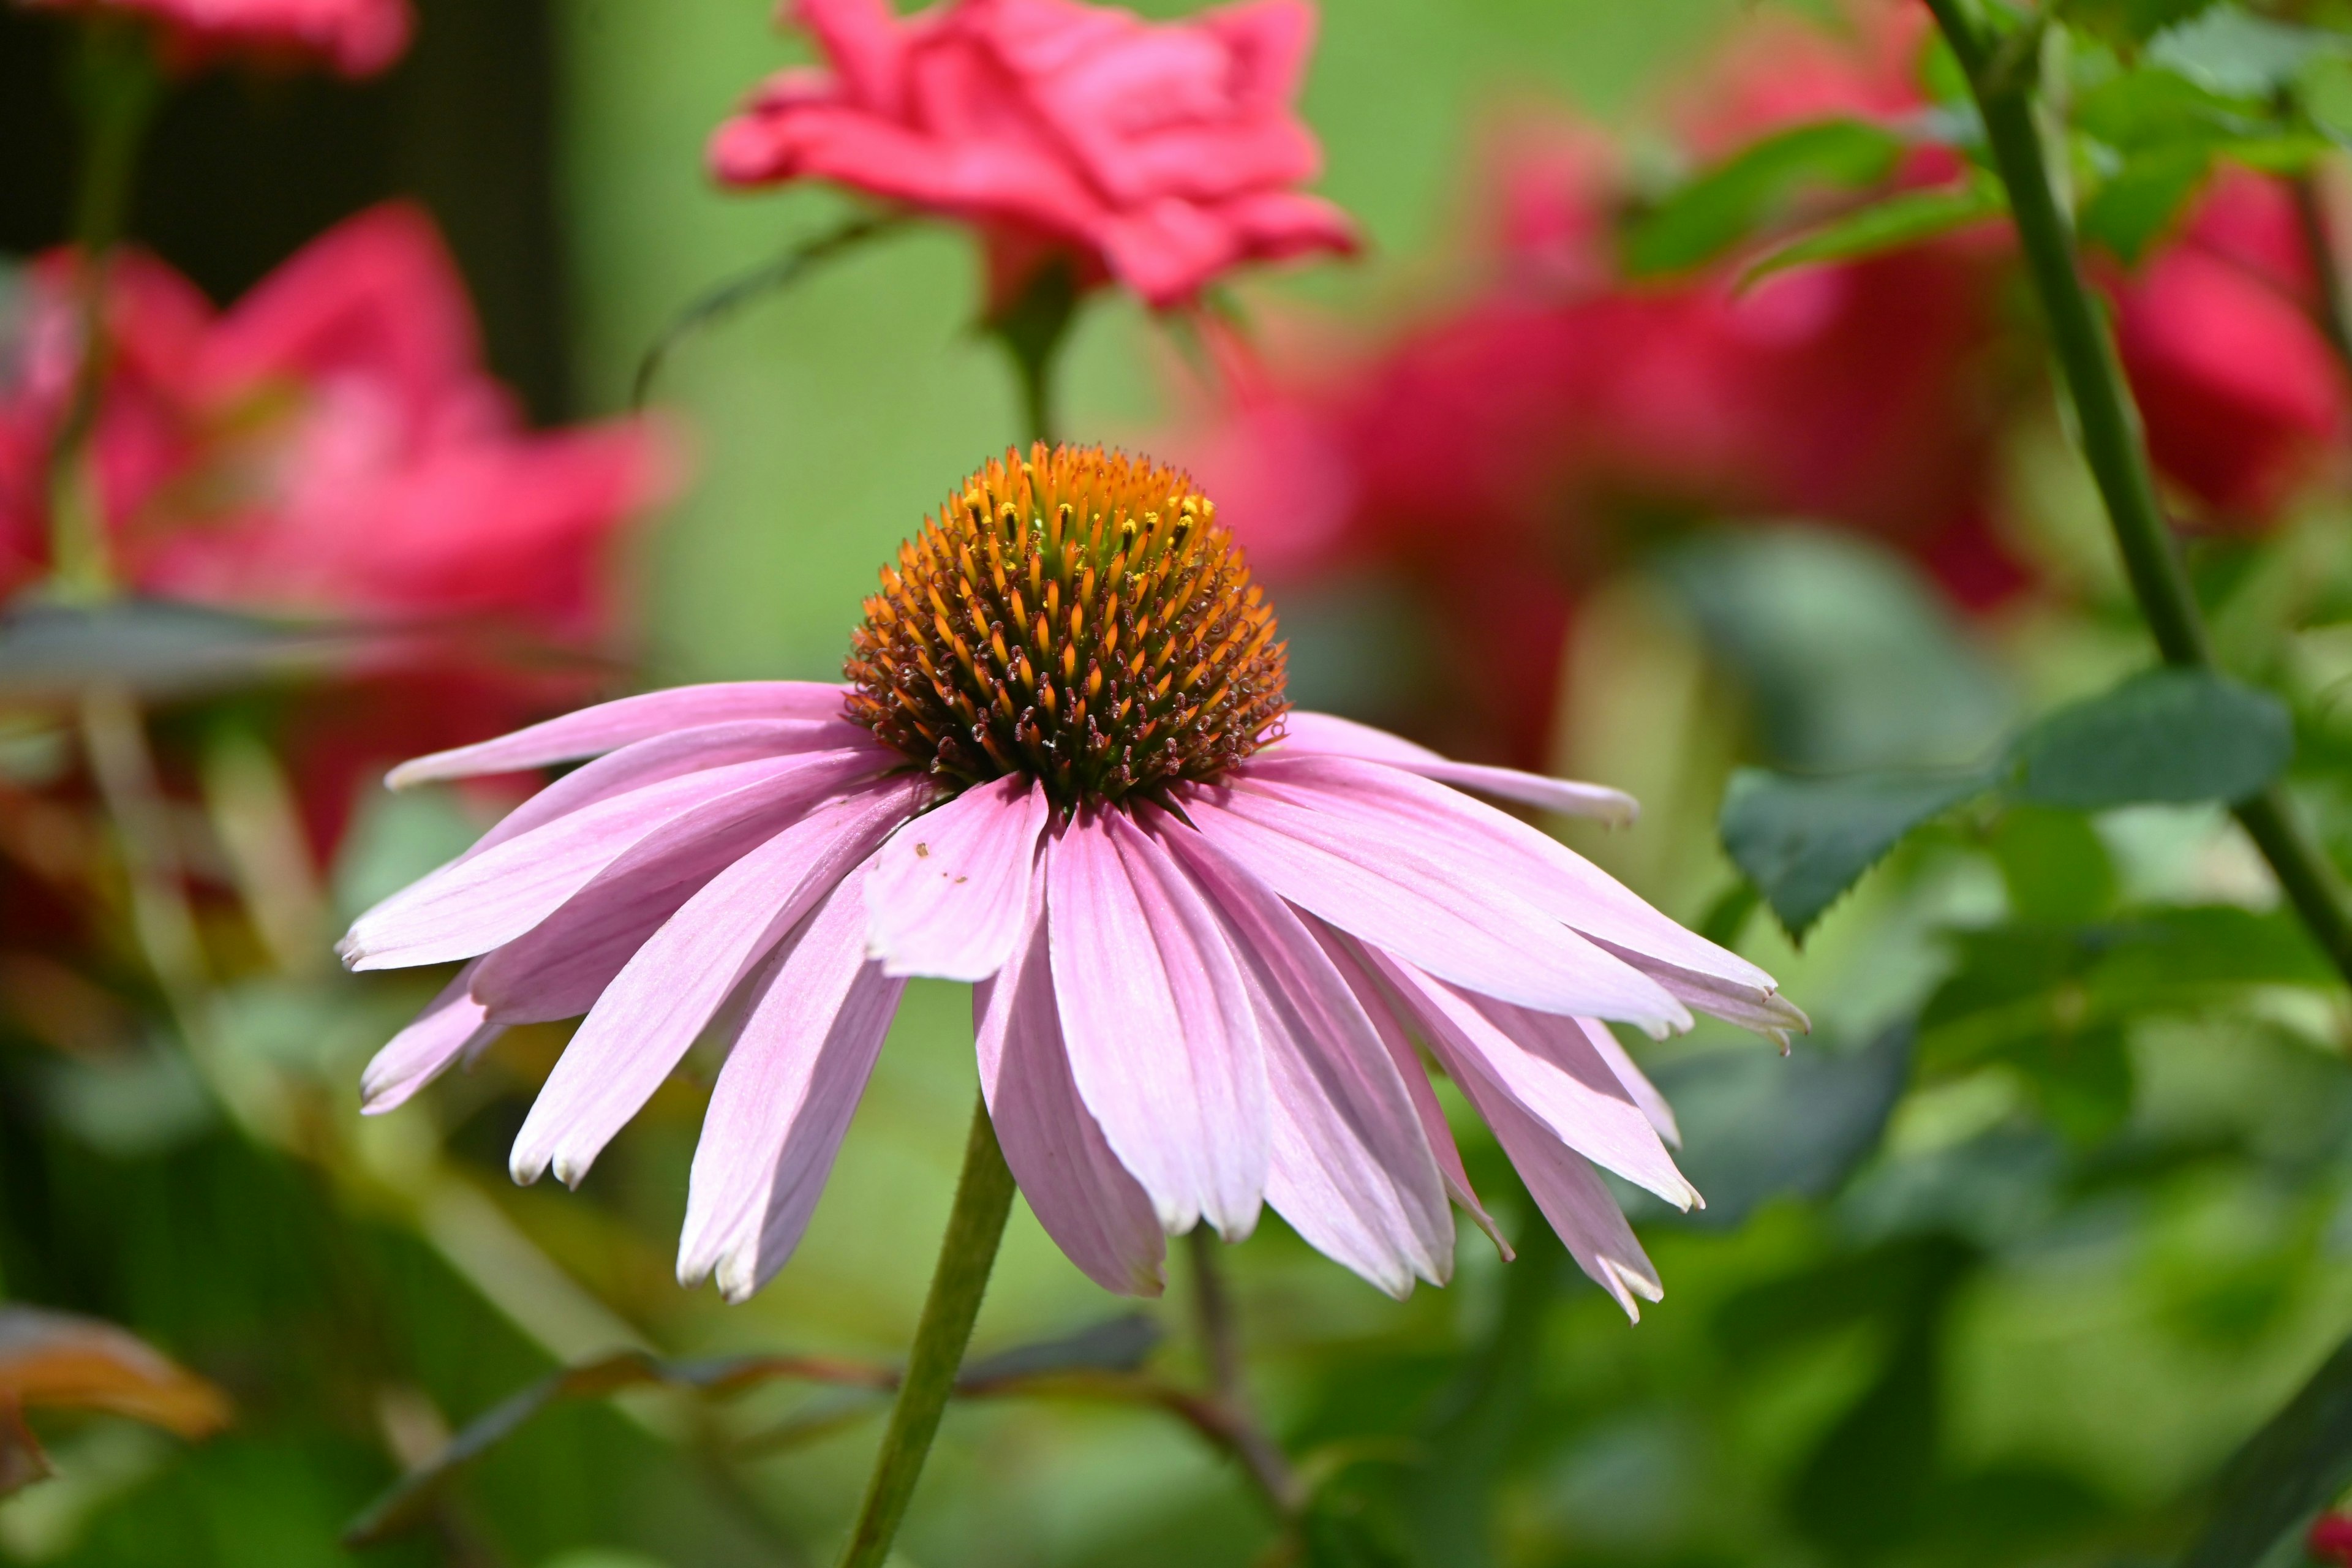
2059 0 2221 48
2073 67 2266 152
0 600 385 704
1623 119 1905 277
2181 1325 2352 1568
2079 144 2213 262
1740 179 2007 287
1635 1023 1917 1229
1988 805 2119 923
2149 4 2352 97
2009 668 2292 809
1721 767 1993 939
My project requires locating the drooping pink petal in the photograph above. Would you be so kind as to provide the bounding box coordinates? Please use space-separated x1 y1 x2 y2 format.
1180 782 1690 1034
510 779 929 1186
1371 952 1698 1210
467 718 872 860
1598 951 1807 1048
976 864 1166 1295
1311 924 1507 1256
1276 711 1638 825
384 682 852 788
1046 809 1267 1238
865 775 1051 981
1578 1017 1681 1148
677 880 905 1301
1159 811 1452 1296
358 959 503 1114
339 748 891 970
1232 754 1796 1033
1449 1046 1664 1321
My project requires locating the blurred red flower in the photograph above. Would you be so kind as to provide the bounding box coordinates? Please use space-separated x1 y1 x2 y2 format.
1183 3 2017 766
2310 1509 2352 1566
709 0 1357 309
0 203 674 848
2108 168 2351 523
18 0 412 77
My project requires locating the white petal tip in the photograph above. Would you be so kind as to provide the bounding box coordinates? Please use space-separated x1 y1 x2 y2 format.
509 1150 550 1186
552 1156 589 1190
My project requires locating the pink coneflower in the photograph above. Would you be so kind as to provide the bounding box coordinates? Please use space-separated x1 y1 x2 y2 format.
341 444 1800 1313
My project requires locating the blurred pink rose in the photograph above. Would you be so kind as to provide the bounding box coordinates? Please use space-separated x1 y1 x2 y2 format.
0 203 675 846
1181 2 2019 766
19 0 412 77
2109 168 2350 522
709 0 1357 309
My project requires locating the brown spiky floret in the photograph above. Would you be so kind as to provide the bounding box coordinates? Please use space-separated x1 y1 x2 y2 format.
846 443 1289 807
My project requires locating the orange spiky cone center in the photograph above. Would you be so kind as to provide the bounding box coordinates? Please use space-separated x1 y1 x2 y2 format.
846 443 1289 807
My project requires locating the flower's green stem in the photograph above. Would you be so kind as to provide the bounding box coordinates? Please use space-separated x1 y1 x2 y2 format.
833 1090 1017 1568
1926 0 2352 984
48 21 160 603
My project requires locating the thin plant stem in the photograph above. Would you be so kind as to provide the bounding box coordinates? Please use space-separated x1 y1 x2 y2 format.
1926 0 2352 984
833 1090 1018 1568
49 23 159 601
2291 172 2352 383
1186 1228 1305 1517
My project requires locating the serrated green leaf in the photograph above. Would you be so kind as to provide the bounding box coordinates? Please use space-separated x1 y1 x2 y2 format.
1624 119 1905 277
1741 179 2007 287
1721 767 1994 940
2009 668 2292 809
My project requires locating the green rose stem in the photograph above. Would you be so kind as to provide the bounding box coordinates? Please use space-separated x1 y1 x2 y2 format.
1925 0 2352 985
48 20 159 601
2290 172 2352 382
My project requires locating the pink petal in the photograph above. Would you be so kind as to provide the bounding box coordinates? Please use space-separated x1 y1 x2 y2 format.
976 865 1166 1295
1276 711 1638 826
1442 1043 1664 1321
1234 754 1794 1033
1159 812 1452 1297
359 959 503 1114
1371 952 1698 1211
1578 1017 1681 1148
1312 925 1507 1256
467 718 872 860
384 682 852 788
865 775 1051 981
510 779 927 1186
1046 810 1267 1238
340 748 890 970
677 879 905 1301
1180 781 1689 1035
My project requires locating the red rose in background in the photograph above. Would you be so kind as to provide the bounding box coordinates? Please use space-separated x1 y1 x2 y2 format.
1180 2 2017 767
0 203 674 848
18 0 412 77
2109 168 2350 522
709 0 1357 309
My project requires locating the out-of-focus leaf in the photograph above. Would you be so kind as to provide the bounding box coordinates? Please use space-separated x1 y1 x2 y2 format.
2010 668 2291 809
1740 178 2007 287
2073 67 2266 151
2059 0 2220 48
1301 1488 1415 1568
0 1395 53 1499
1637 1025 1917 1227
1989 806 2117 923
2182 1325 2352 1568
1623 120 1905 276
1667 528 2014 774
1722 767 1992 939
2150 4 2352 97
2080 144 2212 262
1919 907 2331 1071
347 1314 1164 1545
0 601 383 704
0 1308 231 1439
